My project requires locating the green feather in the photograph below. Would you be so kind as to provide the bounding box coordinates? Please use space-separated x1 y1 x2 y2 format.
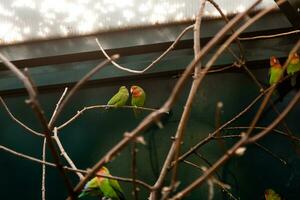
287 60 300 75
99 178 120 199
79 167 126 200
131 86 146 117
287 56 300 86
109 179 126 200
107 86 129 108
269 67 283 85
78 177 103 198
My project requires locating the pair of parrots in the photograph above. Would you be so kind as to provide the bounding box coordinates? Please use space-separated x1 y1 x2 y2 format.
106 85 146 116
269 52 300 86
79 167 126 199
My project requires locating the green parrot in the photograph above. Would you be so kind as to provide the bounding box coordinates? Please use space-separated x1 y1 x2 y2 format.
287 52 300 86
264 189 281 200
79 167 126 200
106 86 129 109
269 56 284 85
130 85 146 117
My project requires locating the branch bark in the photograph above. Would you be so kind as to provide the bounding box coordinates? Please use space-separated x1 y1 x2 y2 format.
0 53 75 199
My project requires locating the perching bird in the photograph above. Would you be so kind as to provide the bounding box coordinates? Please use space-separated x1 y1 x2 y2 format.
106 86 129 109
269 56 284 85
268 56 291 102
287 52 300 86
264 189 281 200
130 85 146 117
79 167 126 200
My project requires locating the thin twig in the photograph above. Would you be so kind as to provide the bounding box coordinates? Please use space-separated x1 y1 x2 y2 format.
225 126 300 142
0 144 152 190
215 101 225 152
207 177 214 200
213 135 289 165
42 138 46 200
49 88 68 125
0 96 43 137
131 142 139 200
95 25 194 74
57 105 158 130
254 143 288 165
48 88 84 180
238 30 300 40
173 64 237 79
207 64 236 73
182 161 235 199
53 128 84 180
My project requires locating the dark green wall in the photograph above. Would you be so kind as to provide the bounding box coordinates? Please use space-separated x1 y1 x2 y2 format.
1 66 299 200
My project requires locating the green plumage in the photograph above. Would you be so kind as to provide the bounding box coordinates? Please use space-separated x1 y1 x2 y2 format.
79 167 126 200
107 86 129 108
78 176 103 198
269 67 283 85
265 189 281 200
130 85 146 117
269 57 283 85
287 53 300 86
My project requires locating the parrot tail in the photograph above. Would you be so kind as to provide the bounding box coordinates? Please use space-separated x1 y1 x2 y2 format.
78 192 86 198
133 107 141 118
291 75 297 87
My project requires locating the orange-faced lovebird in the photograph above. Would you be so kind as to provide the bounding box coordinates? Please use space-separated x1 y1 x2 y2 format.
79 167 126 200
287 52 300 86
264 189 281 200
106 86 129 109
130 85 146 117
269 56 284 85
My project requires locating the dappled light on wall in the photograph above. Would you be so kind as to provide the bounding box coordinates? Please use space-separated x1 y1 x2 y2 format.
0 0 276 45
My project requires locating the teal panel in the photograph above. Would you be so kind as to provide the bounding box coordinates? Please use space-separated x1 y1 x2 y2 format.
0 32 298 92
0 66 299 199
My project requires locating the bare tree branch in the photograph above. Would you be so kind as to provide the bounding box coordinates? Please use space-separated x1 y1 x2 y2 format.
131 142 139 200
168 0 207 195
57 105 159 130
0 144 152 190
239 30 300 40
0 96 43 137
225 126 300 142
53 128 84 180
0 53 75 198
95 25 194 74
42 138 47 200
49 88 68 125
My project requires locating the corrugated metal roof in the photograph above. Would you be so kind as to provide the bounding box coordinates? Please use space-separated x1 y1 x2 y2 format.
0 0 276 45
